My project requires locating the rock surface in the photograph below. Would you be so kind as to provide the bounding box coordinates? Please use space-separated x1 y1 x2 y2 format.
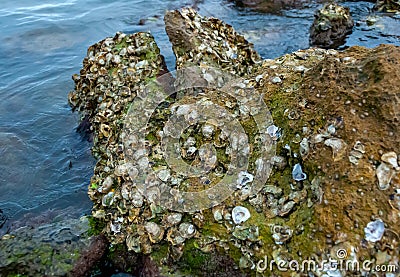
309 3 354 49
0 217 91 276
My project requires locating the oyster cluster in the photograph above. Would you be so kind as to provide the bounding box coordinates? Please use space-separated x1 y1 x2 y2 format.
165 7 261 76
68 32 169 251
69 7 400 276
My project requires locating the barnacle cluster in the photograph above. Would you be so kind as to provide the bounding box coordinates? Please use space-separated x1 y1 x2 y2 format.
68 32 168 251
69 7 400 276
165 7 261 76
68 9 317 265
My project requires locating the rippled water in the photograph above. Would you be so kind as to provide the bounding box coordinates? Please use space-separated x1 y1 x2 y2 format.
0 0 399 234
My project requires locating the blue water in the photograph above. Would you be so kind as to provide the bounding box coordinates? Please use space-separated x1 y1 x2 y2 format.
0 0 399 234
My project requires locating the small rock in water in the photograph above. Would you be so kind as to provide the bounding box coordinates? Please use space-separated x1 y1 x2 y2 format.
292 163 307 181
364 219 385 242
232 206 251 224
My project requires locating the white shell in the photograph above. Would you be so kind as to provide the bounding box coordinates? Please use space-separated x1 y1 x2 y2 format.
324 138 347 162
179 223 196 238
381 152 399 169
266 125 281 140
376 162 395 190
232 206 251 224
202 124 215 138
292 163 307 181
237 171 254 188
364 219 384 242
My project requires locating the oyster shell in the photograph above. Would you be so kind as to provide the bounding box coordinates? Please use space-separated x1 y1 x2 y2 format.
381 152 399 169
376 162 395 190
232 206 251 224
144 222 164 243
237 171 254 188
271 224 293 244
292 163 307 181
364 219 385 242
178 223 196 239
266 125 282 141
324 138 347 162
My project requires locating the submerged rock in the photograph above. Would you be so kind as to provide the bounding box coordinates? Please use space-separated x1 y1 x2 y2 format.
310 3 354 48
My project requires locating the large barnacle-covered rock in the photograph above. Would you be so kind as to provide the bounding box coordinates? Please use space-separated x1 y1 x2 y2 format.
67 7 400 277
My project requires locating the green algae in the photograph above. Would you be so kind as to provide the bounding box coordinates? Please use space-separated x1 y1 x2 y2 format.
88 216 106 236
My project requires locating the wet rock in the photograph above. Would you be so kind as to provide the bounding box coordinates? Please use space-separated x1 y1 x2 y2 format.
374 0 400 12
233 0 312 13
70 234 108 277
0 218 92 276
310 3 354 49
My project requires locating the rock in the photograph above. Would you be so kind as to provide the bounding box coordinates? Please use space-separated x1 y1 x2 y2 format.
67 7 400 276
233 0 312 13
0 217 92 276
164 7 261 75
309 3 354 49
374 0 400 12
